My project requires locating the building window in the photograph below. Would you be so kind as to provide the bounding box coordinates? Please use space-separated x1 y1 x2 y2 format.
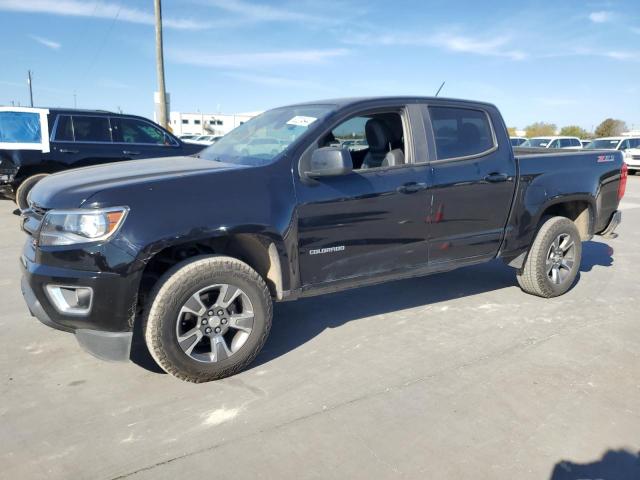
182 119 189 124
194 119 201 125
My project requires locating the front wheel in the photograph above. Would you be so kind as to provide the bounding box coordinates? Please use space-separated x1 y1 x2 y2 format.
15 173 49 210
516 216 582 298
144 255 272 382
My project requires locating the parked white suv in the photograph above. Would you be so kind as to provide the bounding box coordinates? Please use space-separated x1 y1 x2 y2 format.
585 136 640 174
521 136 583 149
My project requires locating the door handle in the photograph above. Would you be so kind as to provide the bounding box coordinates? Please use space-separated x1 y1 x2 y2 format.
59 148 79 154
123 150 141 156
397 182 427 194
484 173 509 183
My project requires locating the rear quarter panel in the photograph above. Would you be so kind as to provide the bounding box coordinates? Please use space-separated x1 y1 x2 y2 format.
500 149 623 261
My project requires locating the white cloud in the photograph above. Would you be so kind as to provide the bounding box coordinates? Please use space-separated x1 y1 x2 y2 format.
200 0 334 25
0 0 208 29
343 31 525 60
29 34 60 50
431 33 526 60
169 48 350 68
589 11 614 23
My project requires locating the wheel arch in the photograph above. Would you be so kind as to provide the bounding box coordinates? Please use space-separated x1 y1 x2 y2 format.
502 194 596 269
136 232 289 318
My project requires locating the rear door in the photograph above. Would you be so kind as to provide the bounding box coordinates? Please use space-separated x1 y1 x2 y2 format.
423 103 517 264
50 114 123 168
110 116 182 160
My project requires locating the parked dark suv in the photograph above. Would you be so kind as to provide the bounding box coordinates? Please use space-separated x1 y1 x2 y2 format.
0 107 204 208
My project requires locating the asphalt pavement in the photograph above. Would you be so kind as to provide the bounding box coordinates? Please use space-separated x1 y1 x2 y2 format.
1 177 639 480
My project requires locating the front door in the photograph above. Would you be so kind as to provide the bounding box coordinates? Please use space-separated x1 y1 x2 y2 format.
294 107 430 287
110 116 182 160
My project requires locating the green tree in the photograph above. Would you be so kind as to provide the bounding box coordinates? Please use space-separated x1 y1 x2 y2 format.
507 127 518 136
525 122 557 137
559 125 590 138
594 118 627 137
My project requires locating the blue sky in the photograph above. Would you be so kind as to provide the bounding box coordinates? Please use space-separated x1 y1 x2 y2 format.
0 0 639 131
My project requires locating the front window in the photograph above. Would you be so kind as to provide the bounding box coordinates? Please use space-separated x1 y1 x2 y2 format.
112 117 175 146
522 138 552 147
0 111 42 144
199 105 334 166
585 139 621 149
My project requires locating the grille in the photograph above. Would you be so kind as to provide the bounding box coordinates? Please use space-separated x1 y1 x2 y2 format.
632 155 640 161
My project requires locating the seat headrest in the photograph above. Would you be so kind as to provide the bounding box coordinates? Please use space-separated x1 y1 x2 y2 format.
365 118 393 152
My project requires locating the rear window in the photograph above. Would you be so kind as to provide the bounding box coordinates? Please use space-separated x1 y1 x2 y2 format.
71 116 112 142
429 106 494 160
0 111 41 144
54 115 74 141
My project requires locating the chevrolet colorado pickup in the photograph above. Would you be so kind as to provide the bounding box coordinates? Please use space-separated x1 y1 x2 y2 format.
19 97 626 382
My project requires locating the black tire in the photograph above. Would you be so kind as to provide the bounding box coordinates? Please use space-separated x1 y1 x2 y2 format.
15 173 49 210
144 255 272 382
516 216 582 298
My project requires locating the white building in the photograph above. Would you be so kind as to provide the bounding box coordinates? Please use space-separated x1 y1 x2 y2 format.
167 111 261 136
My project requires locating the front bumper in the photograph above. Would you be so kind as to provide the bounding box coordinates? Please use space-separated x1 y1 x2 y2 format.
21 276 132 361
20 242 139 362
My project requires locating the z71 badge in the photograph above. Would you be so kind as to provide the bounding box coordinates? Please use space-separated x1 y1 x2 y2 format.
597 154 615 163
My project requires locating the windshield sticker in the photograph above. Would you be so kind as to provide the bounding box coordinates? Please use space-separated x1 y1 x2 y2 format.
286 116 317 127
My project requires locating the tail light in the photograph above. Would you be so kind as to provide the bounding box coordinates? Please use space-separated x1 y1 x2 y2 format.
618 162 628 201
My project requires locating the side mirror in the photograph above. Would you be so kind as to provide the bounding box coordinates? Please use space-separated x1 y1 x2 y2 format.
306 147 353 178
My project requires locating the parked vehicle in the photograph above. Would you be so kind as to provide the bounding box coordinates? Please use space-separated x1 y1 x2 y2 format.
179 134 199 141
239 137 285 156
185 134 223 145
520 136 582 149
341 139 368 151
510 136 527 147
585 136 640 174
0 107 204 209
20 97 626 382
580 140 592 148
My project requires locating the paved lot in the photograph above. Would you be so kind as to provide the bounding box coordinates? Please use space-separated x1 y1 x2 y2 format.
1 177 639 480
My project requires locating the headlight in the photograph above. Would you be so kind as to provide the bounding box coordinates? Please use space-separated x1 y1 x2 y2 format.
39 207 129 246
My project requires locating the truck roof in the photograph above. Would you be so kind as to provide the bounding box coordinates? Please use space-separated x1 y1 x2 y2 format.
281 96 498 109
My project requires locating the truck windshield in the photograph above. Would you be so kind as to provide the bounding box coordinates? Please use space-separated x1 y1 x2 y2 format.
0 111 42 144
585 139 620 149
199 105 334 166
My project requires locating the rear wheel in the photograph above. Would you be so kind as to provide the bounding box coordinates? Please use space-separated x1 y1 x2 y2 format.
15 173 49 210
516 216 582 298
144 255 272 382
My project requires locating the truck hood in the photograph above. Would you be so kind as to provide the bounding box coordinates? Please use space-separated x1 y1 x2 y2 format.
29 156 242 209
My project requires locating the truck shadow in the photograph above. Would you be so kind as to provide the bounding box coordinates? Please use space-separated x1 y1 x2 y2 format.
251 240 614 369
129 240 613 375
549 449 640 479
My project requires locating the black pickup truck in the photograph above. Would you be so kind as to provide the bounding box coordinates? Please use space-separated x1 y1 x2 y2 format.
19 97 626 382
0 107 203 209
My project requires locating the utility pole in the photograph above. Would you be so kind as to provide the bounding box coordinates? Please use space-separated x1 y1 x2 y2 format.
154 0 168 128
27 70 34 107
73 91 77 108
